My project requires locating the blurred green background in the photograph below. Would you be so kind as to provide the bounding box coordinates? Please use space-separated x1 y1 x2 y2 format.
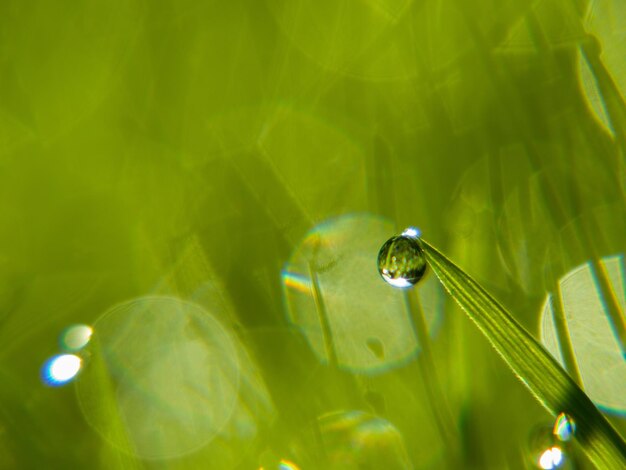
1 0 625 468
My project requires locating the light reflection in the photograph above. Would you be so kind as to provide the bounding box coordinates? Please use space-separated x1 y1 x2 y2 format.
59 324 93 352
41 354 82 386
282 272 312 295
538 446 563 469
75 296 274 461
282 214 443 373
383 277 414 288
317 410 412 469
553 413 576 442
540 254 626 415
258 462 301 470
278 459 301 470
401 227 420 238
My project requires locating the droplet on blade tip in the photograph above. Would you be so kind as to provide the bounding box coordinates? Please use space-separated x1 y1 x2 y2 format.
377 231 427 288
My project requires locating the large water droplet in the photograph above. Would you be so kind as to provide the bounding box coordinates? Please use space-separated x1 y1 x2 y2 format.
377 229 427 288
553 413 576 442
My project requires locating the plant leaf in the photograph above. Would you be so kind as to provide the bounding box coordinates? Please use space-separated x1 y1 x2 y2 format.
418 238 626 469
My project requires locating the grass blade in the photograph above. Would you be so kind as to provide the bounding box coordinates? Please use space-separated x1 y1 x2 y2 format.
418 238 626 469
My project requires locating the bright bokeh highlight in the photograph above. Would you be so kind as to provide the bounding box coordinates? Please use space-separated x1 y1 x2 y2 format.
75 296 275 462
42 354 82 386
59 324 93 352
538 446 563 469
401 227 421 238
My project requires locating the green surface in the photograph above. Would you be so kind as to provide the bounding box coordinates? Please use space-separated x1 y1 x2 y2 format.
0 0 625 468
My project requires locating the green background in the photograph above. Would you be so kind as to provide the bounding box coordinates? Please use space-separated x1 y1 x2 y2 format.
0 0 625 468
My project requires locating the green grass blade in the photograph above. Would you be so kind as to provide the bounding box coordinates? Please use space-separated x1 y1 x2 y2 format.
418 238 626 469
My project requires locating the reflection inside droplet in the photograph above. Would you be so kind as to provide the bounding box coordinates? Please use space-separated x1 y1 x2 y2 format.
59 324 93 352
377 231 427 288
401 227 421 238
41 354 82 386
538 446 563 469
553 413 576 442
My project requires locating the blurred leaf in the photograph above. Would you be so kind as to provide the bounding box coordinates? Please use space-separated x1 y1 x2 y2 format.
418 237 626 469
540 254 626 414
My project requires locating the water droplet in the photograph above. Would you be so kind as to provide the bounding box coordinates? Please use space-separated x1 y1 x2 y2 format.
528 425 573 470
553 413 576 442
377 230 427 288
41 354 82 386
538 446 564 469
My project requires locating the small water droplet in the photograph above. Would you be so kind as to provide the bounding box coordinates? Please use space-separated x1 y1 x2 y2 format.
377 231 427 288
538 446 564 469
528 425 573 469
553 413 576 442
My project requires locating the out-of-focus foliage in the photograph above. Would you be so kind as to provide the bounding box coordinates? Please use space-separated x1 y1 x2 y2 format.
419 238 626 468
0 0 624 468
